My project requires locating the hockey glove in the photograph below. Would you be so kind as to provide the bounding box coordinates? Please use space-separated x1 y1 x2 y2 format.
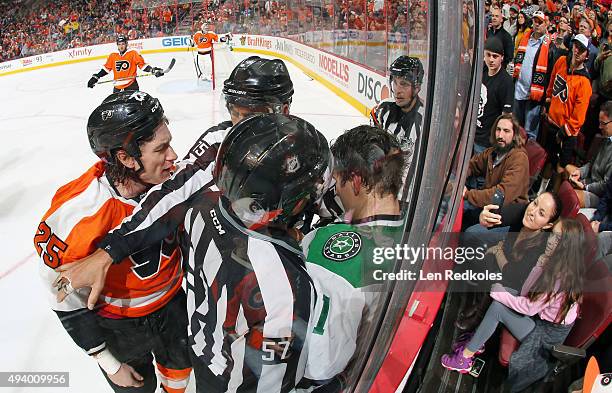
151 67 164 77
87 75 99 88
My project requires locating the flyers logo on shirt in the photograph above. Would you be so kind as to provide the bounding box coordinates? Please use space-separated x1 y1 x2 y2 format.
198 37 209 44
583 357 612 393
115 60 130 72
552 74 568 102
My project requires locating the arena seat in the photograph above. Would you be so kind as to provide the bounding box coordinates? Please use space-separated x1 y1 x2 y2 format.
498 258 612 367
524 139 547 187
558 180 580 218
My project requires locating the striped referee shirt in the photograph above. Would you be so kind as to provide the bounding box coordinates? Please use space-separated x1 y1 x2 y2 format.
184 194 316 392
99 121 232 261
370 98 422 158
370 99 423 200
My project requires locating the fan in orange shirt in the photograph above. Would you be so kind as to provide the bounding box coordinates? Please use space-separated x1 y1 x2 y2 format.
87 35 165 92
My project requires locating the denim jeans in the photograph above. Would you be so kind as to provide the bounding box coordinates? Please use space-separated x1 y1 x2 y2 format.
464 223 510 248
513 99 542 140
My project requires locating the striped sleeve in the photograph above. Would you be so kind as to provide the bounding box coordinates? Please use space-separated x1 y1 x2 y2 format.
100 158 216 262
370 105 381 127
183 121 232 163
245 239 312 392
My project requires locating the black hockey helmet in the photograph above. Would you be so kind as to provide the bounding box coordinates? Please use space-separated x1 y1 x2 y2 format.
222 56 294 112
116 34 128 44
389 55 424 87
214 114 331 228
87 91 165 164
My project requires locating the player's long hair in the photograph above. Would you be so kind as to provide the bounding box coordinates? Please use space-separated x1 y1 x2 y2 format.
106 117 168 186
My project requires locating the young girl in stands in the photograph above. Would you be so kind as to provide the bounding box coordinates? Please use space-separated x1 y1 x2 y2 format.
442 218 585 383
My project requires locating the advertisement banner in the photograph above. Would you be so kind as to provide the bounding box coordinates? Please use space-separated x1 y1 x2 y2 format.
0 34 390 113
0 36 189 76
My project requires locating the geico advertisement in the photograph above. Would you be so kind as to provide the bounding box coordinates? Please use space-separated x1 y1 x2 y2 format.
161 36 192 47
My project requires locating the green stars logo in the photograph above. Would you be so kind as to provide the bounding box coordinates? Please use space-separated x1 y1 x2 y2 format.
323 231 362 261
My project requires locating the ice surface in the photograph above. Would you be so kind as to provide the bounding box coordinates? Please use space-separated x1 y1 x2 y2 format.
0 50 366 392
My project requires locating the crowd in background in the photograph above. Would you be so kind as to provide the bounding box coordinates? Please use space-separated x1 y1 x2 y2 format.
460 0 612 266
1 0 425 63
0 0 194 61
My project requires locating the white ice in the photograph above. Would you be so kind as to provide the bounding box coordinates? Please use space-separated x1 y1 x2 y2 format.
0 50 365 392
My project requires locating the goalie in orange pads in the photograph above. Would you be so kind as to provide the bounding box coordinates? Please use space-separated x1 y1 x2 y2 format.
191 23 231 81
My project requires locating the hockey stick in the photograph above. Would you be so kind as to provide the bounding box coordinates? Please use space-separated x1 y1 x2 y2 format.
98 58 176 84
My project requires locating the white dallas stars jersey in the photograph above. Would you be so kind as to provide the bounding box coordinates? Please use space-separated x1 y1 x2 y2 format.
301 216 404 381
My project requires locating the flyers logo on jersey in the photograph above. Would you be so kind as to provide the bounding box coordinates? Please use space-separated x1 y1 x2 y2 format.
198 37 209 44
552 74 568 102
115 60 130 72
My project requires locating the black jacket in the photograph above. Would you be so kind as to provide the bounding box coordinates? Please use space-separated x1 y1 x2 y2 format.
488 25 514 68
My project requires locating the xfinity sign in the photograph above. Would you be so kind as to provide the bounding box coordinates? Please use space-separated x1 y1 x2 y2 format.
162 36 191 47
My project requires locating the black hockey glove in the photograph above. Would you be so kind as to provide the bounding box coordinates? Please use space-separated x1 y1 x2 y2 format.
151 67 164 77
87 75 99 88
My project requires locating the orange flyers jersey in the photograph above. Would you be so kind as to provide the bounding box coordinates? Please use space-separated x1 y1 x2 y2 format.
193 31 218 53
103 49 147 89
34 161 182 318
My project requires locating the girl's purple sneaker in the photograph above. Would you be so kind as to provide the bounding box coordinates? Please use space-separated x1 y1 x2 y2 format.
451 332 485 355
441 351 474 374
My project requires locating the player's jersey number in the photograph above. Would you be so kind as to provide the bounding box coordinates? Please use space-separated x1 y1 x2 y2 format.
34 221 68 269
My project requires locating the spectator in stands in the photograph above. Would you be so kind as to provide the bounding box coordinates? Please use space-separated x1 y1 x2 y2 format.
514 10 532 57
565 101 612 208
590 176 612 262
488 5 515 68
513 11 556 140
591 20 612 131
445 217 583 393
474 37 514 153
578 17 600 74
484 0 492 29
504 4 519 38
539 34 593 194
162 7 173 34
550 16 571 64
458 191 563 326
463 113 530 226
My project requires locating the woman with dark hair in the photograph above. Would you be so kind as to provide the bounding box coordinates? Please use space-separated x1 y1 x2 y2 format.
458 192 563 329
514 10 532 57
443 218 584 392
